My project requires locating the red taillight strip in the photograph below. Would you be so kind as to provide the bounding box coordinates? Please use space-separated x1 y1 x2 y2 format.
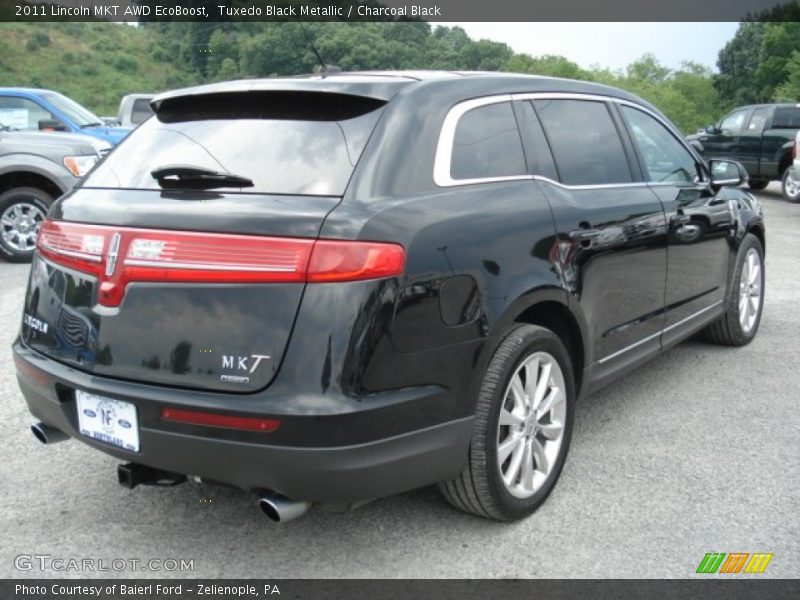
35 220 405 307
161 407 280 432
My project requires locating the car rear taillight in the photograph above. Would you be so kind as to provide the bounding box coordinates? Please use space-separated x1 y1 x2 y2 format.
36 220 405 307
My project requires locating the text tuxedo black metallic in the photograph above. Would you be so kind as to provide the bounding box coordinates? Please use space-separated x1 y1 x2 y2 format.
14 72 765 522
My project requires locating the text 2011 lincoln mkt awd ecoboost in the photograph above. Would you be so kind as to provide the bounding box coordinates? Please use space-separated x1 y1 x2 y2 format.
14 72 765 522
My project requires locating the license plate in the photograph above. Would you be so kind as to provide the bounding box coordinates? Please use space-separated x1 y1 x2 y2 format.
76 390 140 452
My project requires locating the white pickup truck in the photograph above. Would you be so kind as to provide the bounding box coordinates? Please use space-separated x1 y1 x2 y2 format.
785 130 800 202
117 93 154 127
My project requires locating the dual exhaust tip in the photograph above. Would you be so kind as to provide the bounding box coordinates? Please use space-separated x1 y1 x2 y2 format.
258 495 310 523
31 422 68 445
31 422 309 523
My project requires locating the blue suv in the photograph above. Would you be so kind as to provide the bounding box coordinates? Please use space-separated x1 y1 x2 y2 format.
0 88 131 145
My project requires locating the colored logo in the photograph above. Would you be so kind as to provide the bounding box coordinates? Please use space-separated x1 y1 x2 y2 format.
696 552 773 574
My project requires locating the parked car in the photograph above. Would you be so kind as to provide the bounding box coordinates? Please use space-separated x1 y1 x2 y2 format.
783 130 800 202
0 127 110 262
0 88 131 145
15 72 765 523
117 93 155 128
687 103 800 194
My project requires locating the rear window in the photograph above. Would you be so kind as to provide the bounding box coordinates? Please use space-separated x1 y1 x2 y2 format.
131 98 154 125
772 107 800 129
83 92 385 196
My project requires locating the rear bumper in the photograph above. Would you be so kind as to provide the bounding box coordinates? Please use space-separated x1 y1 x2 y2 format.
14 340 473 504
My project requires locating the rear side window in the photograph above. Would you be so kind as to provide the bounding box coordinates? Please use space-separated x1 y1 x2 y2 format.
772 106 800 128
83 92 385 196
747 107 771 133
131 99 153 125
450 102 526 180
534 99 632 186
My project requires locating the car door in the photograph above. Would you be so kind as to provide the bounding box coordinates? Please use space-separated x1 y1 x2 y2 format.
738 106 772 177
517 97 667 381
618 104 731 346
699 107 751 160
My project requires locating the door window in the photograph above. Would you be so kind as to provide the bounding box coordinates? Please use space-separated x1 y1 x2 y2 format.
772 106 800 128
0 96 57 131
533 99 632 185
450 102 527 180
719 109 749 134
621 106 700 184
746 107 771 133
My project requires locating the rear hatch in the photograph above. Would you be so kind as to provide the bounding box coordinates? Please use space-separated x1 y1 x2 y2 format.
20 90 389 393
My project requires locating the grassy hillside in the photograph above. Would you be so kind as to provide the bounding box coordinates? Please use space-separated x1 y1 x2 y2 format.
0 22 198 115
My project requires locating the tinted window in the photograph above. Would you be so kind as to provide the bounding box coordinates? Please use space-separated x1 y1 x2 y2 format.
0 96 57 131
534 99 632 185
131 99 154 125
720 109 748 134
450 102 526 180
746 107 771 133
517 101 559 181
622 106 700 184
83 94 385 196
773 107 800 128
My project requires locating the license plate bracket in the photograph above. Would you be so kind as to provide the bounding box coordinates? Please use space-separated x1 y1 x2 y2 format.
76 390 140 452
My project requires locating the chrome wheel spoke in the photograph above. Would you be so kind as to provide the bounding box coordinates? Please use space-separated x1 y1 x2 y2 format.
499 408 524 427
510 375 526 411
502 437 525 485
536 387 562 420
523 358 539 405
538 420 563 441
531 438 549 474
532 360 551 407
498 432 522 465
520 439 535 490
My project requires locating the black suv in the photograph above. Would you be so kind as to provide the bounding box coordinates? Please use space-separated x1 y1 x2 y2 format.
15 72 765 522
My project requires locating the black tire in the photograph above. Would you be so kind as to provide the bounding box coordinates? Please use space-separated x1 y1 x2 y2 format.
781 169 800 203
703 233 764 346
0 187 52 263
438 324 575 521
748 179 769 191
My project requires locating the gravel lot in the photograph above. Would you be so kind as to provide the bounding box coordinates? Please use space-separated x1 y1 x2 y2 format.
0 186 797 579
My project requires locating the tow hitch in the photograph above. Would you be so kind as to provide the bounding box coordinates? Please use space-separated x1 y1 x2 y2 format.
117 463 187 489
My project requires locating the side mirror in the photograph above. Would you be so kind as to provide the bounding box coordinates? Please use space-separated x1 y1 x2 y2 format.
704 124 719 134
38 119 67 132
710 159 747 187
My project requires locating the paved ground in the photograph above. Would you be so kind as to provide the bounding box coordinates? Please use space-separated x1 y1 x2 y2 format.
0 186 797 579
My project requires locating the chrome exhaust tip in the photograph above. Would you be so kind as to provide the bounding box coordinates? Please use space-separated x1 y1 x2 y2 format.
258 494 310 523
31 422 69 445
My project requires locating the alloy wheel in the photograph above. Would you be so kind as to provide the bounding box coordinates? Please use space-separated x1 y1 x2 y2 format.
497 351 567 499
1 202 45 253
738 248 762 334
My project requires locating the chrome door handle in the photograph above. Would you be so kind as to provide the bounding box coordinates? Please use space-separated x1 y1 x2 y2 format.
568 229 601 242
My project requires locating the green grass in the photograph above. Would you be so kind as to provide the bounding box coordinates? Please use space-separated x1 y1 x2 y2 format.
0 22 198 115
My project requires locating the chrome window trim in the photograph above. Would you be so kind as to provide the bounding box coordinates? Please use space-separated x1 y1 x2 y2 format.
432 94 532 187
433 91 706 189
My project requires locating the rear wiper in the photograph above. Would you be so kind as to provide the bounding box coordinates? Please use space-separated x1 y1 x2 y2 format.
151 165 254 190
